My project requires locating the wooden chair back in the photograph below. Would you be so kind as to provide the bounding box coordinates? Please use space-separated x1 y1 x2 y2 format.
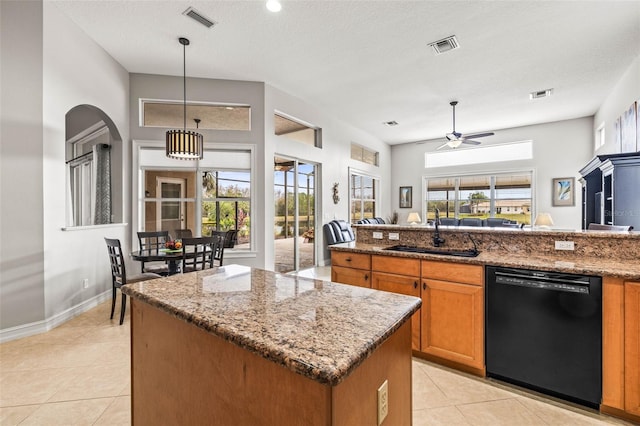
181 236 217 272
105 237 127 286
174 229 193 239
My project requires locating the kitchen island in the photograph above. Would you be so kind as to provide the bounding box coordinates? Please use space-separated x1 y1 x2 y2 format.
121 264 421 425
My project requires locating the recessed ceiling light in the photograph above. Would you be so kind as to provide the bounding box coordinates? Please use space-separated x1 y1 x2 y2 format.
383 121 399 126
530 88 553 99
266 0 282 12
428 35 459 55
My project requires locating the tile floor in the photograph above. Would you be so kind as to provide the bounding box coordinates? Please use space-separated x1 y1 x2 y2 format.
0 290 634 425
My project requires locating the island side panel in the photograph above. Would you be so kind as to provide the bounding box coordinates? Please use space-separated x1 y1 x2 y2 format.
332 319 412 425
130 299 332 426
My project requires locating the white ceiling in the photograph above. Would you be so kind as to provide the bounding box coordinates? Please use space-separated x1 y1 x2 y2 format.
51 0 640 145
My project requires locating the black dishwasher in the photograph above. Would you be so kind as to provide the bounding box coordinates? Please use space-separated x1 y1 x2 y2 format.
485 266 602 408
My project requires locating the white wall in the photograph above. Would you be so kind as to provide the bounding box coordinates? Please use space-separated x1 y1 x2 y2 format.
42 2 130 320
391 117 594 230
0 0 46 329
264 85 391 266
593 54 640 155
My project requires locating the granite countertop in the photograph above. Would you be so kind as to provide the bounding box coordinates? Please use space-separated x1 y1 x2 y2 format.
121 264 421 386
330 242 640 280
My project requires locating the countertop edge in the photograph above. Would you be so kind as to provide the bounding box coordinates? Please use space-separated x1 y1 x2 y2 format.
122 282 421 386
329 244 640 280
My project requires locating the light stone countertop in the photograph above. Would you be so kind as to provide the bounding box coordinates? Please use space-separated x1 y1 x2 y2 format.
121 264 421 386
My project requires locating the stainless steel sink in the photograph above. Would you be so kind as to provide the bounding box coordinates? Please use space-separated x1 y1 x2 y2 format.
383 245 480 257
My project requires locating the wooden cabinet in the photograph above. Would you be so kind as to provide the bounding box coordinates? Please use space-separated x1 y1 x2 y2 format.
420 260 484 374
625 281 640 417
602 278 640 423
331 252 371 288
371 255 421 350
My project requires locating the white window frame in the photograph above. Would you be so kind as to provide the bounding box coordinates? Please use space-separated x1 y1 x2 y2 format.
348 167 381 222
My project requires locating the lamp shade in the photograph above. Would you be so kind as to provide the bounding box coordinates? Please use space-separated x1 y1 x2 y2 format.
534 213 554 227
407 212 421 224
166 130 203 160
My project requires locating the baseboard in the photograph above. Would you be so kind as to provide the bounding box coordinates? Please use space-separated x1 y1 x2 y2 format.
0 290 111 343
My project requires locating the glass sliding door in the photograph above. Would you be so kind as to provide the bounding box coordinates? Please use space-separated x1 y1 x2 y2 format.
274 156 316 273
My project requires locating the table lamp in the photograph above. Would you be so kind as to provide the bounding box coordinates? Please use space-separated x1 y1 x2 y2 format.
407 212 421 225
534 213 554 228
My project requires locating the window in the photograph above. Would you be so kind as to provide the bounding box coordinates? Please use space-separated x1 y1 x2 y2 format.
351 143 379 166
425 171 533 225
66 122 111 226
139 147 253 250
595 123 605 150
274 113 321 147
350 171 379 222
425 141 533 168
142 100 250 131
202 171 251 242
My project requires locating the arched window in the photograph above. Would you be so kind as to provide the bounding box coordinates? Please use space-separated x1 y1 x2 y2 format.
65 105 122 226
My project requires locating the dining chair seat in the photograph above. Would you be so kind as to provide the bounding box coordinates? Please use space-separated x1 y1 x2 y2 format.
105 238 161 325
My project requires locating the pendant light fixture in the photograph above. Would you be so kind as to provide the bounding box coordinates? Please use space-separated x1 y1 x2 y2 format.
166 37 203 160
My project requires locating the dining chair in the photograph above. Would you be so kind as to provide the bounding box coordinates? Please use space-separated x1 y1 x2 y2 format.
105 238 161 325
174 228 193 239
181 236 218 273
212 234 225 266
137 230 170 275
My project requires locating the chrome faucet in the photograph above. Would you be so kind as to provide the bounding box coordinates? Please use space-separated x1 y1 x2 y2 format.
433 208 445 247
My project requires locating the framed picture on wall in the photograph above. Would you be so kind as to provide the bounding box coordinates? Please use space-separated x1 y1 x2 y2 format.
552 177 575 207
621 102 637 153
399 186 412 208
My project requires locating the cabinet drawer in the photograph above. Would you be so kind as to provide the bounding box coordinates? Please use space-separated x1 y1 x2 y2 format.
331 252 371 270
372 255 420 276
422 260 483 286
331 265 371 288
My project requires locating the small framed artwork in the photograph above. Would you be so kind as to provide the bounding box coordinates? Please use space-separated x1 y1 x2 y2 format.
552 177 575 207
621 102 637 153
399 186 412 208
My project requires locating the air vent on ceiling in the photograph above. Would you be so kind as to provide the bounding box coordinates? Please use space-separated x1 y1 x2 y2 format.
428 35 459 55
530 88 553 99
183 7 217 29
383 121 399 127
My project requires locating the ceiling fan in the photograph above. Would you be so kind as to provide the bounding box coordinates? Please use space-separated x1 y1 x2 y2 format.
437 101 494 150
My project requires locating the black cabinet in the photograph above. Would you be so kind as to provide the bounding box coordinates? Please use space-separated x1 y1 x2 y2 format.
579 153 640 230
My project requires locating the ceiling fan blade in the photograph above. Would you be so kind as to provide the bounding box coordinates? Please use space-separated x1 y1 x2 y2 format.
461 139 481 145
462 132 494 139
436 142 450 150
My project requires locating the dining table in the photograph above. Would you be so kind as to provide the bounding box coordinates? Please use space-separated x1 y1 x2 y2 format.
130 248 184 275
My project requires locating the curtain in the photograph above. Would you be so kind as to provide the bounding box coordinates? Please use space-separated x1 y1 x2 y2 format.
92 144 111 224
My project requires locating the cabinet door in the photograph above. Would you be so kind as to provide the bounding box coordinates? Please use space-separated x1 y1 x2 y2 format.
372 272 421 351
625 282 640 416
421 279 484 370
331 265 370 288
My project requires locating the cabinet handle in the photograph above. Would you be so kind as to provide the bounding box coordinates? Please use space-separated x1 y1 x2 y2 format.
345 257 352 262
414 281 418 289
422 282 426 290
364 274 369 281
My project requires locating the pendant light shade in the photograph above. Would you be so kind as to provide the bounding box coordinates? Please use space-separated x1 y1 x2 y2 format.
166 37 203 160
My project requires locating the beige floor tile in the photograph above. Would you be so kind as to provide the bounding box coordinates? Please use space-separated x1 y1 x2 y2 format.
0 404 40 425
47 364 130 402
414 406 471 426
72 323 130 344
421 362 518 405
516 396 635 425
19 397 113 426
456 398 547 426
412 363 455 410
93 395 130 426
0 368 77 407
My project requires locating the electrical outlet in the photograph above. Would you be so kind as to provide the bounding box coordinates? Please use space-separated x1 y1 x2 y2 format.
388 233 400 240
82 278 89 289
373 232 383 239
377 379 388 425
555 241 575 251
